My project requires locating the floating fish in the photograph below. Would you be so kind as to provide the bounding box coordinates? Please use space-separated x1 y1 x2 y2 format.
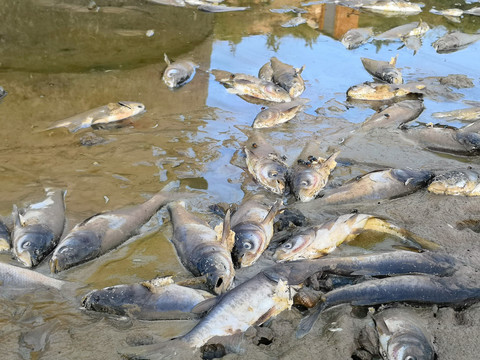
197 4 249 12
362 100 424 129
347 82 422 101
428 170 480 196
259 57 306 98
432 31 480 53
341 27 373 50
360 1 423 16
432 106 480 122
252 98 308 128
430 8 463 17
361 56 403 84
163 53 196 88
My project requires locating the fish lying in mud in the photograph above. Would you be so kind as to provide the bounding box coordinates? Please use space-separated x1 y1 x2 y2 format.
401 125 480 156
359 1 423 16
297 168 433 207
0 220 11 252
0 262 66 290
162 53 196 88
361 56 403 84
212 69 292 103
0 86 7 102
274 213 427 262
231 195 282 268
82 277 214 320
341 27 373 50
258 57 305 98
47 102 145 132
361 100 424 130
12 189 66 267
288 151 339 202
432 106 480 122
50 191 182 273
347 82 422 101
168 201 235 294
432 31 480 53
428 170 480 196
244 135 288 195
297 273 480 338
252 98 308 128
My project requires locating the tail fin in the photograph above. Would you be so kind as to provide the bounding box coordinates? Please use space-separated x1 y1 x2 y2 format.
296 303 325 339
119 339 191 360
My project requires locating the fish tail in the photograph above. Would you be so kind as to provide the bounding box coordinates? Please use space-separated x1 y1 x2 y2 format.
296 302 325 339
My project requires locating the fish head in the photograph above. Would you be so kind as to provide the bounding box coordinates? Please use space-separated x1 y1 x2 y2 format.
163 67 188 88
13 224 55 267
49 230 102 273
291 170 323 202
82 284 141 316
264 83 292 102
382 333 435 360
257 162 287 195
252 108 279 128
384 69 403 85
273 229 315 262
198 252 235 295
117 101 146 116
456 132 480 153
231 224 266 268
288 79 305 98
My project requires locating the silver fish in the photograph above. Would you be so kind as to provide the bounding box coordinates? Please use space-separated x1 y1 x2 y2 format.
259 57 306 98
362 100 424 129
432 106 480 122
464 7 480 16
163 53 196 88
432 31 480 53
360 1 423 16
197 4 249 12
281 15 307 28
341 27 373 50
361 56 403 84
0 262 66 290
252 98 308 128
377 22 427 40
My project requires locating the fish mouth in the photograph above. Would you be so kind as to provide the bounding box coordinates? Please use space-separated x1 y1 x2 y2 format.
15 250 33 268
0 238 10 252
49 256 61 274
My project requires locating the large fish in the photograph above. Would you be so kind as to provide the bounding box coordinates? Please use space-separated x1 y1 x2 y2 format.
432 31 480 53
361 100 424 130
432 106 480 122
167 201 235 294
231 195 282 268
361 57 403 84
0 219 11 252
82 277 214 320
162 53 196 88
0 262 66 290
359 1 423 16
12 189 66 267
50 191 182 273
428 170 480 196
377 22 424 40
47 101 146 132
259 57 306 98
252 98 308 128
289 151 339 202
274 213 427 262
341 27 373 50
347 82 422 101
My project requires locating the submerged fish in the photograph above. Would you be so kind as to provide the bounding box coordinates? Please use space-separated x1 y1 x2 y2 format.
163 54 196 88
347 82 421 101
428 170 480 196
362 100 424 129
82 277 214 320
0 220 10 252
289 151 339 202
360 1 423 15
259 57 305 98
432 106 480 122
50 191 182 273
12 189 66 267
168 201 235 294
341 27 373 50
361 56 403 84
252 98 308 128
231 195 282 268
0 262 67 290
432 31 480 53
47 102 145 132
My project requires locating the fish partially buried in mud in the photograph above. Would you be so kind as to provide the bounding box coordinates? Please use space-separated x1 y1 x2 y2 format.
47 102 145 132
168 201 235 294
50 191 183 273
432 106 480 122
82 276 214 320
252 98 308 128
258 57 306 98
428 170 480 196
231 195 282 268
162 53 197 88
359 1 423 16
289 151 339 202
0 219 11 252
432 31 480 53
361 99 424 130
341 27 373 50
361 56 403 84
0 262 66 290
12 189 66 267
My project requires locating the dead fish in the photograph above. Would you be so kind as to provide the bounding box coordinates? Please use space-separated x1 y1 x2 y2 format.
297 274 480 339
430 8 463 17
252 98 308 128
464 7 480 16
212 69 292 103
274 213 423 262
163 54 196 88
0 86 7 102
0 262 66 290
377 22 422 40
259 57 306 98
341 27 373 50
197 4 249 12
231 195 282 268
359 1 423 16
281 14 307 28
289 151 339 202
432 106 480 122
12 189 66 267
347 82 421 101
362 100 424 130
302 168 433 206
82 276 214 320
244 136 288 195
47 101 145 132
361 56 403 84
167 201 235 294
428 170 480 196
50 191 182 273
401 125 480 155
0 220 11 252
432 31 480 53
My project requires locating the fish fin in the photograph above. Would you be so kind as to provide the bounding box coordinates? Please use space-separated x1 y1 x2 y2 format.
253 306 278 327
12 205 22 228
216 209 235 252
262 200 283 226
118 101 132 109
391 244 423 252
191 296 220 315
389 54 398 67
119 339 189 360
164 53 171 65
296 303 324 339
296 65 306 75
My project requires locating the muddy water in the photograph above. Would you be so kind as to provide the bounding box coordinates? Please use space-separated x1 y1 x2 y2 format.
1 0 480 359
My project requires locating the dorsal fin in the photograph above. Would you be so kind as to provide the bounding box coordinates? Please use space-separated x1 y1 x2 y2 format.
191 296 220 314
12 205 22 228
262 200 283 225
164 53 171 65
389 55 398 67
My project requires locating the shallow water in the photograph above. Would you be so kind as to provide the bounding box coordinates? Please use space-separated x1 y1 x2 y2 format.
1 0 480 359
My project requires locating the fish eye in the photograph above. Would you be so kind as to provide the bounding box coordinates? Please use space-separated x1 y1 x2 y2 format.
243 242 253 250
404 357 416 360
137 105 143 108
301 180 310 186
283 242 293 249
268 170 278 178
22 241 31 248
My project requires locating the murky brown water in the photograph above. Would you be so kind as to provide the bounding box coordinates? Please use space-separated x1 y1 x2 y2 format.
1 0 480 359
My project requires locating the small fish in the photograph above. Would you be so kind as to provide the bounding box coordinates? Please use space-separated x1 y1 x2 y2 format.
50 191 183 273
168 201 235 294
428 170 480 196
341 27 373 50
405 19 430 37
47 101 145 132
361 56 403 84
82 277 214 320
432 106 480 122
231 195 282 268
0 220 11 252
259 57 306 98
432 31 480 53
0 262 66 290
360 1 423 16
244 134 288 195
362 100 424 129
163 54 196 88
347 82 420 101
289 151 339 202
197 4 249 12
12 189 66 267
430 8 463 17
252 98 308 128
